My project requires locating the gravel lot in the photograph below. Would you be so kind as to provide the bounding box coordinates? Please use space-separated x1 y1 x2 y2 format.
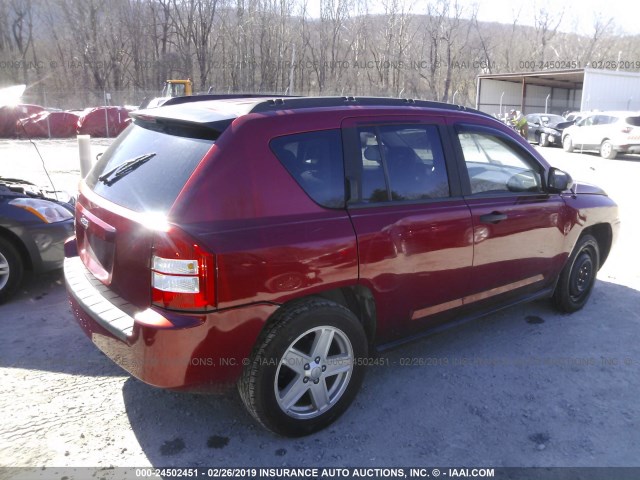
0 139 639 472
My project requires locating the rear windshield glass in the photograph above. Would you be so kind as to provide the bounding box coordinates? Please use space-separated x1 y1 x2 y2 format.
85 123 214 213
626 116 640 127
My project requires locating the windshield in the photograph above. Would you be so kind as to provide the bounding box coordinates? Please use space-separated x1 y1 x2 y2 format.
85 124 214 213
539 114 565 124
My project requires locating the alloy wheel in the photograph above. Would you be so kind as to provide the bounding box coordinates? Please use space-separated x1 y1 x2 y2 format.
0 252 10 290
274 326 354 419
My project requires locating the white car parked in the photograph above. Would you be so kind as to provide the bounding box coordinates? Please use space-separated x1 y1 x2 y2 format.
562 111 640 159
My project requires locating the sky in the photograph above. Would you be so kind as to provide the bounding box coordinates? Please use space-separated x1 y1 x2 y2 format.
469 0 640 36
308 0 640 36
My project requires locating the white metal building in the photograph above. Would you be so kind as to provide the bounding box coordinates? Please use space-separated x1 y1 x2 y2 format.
475 68 640 116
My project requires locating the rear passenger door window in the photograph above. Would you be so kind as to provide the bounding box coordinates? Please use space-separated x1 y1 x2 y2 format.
353 124 450 203
270 129 345 208
595 115 615 125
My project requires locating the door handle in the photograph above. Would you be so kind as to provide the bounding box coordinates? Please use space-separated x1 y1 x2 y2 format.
480 212 507 224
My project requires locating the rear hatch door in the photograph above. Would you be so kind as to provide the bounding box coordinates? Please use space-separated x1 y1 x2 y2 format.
76 115 228 309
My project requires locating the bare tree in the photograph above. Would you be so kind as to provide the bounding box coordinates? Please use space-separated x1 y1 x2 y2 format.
193 0 220 89
59 0 113 94
9 0 36 84
581 15 614 64
439 0 474 102
0 0 639 109
170 0 197 80
502 6 522 72
303 0 352 93
343 0 370 95
472 13 494 74
368 0 414 96
532 7 564 63
0 0 12 55
149 0 175 86
418 0 446 100
222 0 258 91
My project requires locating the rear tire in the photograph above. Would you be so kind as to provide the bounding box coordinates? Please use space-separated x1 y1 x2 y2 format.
552 234 599 313
238 298 367 437
563 135 574 152
600 140 617 159
0 237 24 303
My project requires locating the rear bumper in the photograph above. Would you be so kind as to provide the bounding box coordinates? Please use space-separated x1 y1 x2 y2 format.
64 254 277 391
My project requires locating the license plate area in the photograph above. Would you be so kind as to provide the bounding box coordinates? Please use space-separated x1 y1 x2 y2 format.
76 203 116 284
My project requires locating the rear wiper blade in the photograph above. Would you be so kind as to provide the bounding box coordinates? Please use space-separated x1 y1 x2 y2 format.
98 153 156 186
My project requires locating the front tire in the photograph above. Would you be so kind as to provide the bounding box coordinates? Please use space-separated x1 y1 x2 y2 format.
0 237 24 303
600 140 617 159
238 298 368 437
563 135 574 152
539 133 550 147
553 234 600 313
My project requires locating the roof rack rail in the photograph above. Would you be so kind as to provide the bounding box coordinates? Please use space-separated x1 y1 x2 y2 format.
161 93 298 107
158 94 491 118
248 96 489 116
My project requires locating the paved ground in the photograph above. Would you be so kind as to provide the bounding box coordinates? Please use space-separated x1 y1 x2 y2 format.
0 139 639 471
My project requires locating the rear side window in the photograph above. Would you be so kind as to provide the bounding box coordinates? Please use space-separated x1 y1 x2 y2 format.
85 124 214 213
355 124 450 203
270 129 345 208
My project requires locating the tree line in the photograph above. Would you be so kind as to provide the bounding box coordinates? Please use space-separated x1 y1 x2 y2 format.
0 0 638 109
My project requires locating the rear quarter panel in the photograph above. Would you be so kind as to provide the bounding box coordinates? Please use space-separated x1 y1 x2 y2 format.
170 110 360 309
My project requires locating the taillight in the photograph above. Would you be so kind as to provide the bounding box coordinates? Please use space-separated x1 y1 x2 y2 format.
151 227 215 311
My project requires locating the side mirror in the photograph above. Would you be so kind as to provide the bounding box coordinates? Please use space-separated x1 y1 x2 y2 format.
363 145 381 162
507 170 540 192
533 122 540 126
547 167 573 193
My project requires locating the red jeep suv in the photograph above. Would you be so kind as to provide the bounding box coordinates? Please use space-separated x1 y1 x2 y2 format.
64 96 619 436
